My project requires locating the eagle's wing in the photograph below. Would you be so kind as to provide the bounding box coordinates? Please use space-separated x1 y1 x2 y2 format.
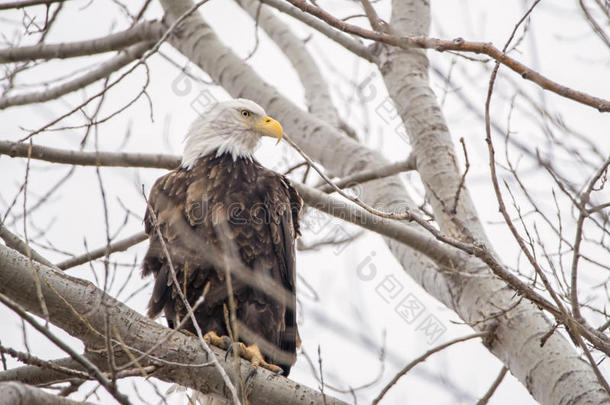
268 176 302 372
142 170 194 320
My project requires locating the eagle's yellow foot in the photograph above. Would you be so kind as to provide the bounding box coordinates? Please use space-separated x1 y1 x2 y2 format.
203 331 282 373
235 343 282 374
204 332 282 374
203 331 232 350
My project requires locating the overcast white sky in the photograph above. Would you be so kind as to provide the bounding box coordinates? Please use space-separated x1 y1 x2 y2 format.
0 1 609 404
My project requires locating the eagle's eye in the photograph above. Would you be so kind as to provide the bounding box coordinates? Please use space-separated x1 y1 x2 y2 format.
241 110 251 118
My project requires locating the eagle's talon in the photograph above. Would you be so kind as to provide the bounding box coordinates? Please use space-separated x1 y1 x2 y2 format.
225 341 246 362
224 343 233 362
203 331 231 350
221 336 233 349
244 366 258 385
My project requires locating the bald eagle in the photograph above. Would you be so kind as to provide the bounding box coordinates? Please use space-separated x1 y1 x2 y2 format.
142 99 302 376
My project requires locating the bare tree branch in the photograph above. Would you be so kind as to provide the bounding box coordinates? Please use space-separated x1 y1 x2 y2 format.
56 231 148 270
0 244 347 405
569 157 610 321
0 382 96 405
579 0 610 48
317 154 416 193
0 42 153 109
0 357 96 385
372 332 488 404
0 0 69 9
0 140 180 169
0 344 90 381
476 366 508 405
0 21 163 63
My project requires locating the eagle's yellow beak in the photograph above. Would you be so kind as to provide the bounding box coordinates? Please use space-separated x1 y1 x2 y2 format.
255 116 283 144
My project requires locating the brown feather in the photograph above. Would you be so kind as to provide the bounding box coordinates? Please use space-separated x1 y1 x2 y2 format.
142 153 302 375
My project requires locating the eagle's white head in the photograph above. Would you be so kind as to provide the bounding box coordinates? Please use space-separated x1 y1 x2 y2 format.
181 98 283 168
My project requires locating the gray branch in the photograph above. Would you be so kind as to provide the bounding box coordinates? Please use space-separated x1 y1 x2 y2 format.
56 231 148 270
0 382 96 405
0 42 153 109
0 21 164 63
0 140 180 169
0 245 346 405
0 357 83 385
317 154 416 193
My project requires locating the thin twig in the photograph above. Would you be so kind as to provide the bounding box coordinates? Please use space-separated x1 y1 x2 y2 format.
17 0 211 142
0 344 90 380
316 155 416 193
451 137 470 214
372 332 487 404
56 231 147 270
570 157 610 321
476 366 508 405
579 0 610 48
